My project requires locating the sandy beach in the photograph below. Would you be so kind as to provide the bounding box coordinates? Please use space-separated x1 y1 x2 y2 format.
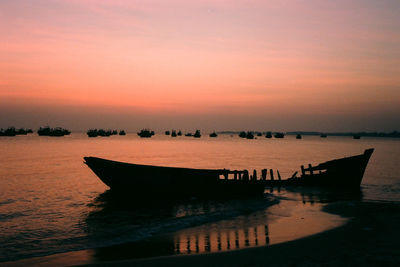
6 199 398 267
85 200 400 267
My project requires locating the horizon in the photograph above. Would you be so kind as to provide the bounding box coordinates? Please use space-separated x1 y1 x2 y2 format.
1 0 399 131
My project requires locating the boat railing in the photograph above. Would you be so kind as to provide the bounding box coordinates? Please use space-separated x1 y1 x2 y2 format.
218 168 283 182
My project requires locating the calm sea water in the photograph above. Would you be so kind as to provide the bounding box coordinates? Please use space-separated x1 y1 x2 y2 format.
0 133 399 263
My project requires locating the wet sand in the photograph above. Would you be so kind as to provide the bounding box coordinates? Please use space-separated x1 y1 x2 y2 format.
4 200 399 266
86 200 400 267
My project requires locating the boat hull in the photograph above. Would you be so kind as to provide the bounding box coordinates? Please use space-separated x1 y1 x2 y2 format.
264 148 374 189
84 157 265 198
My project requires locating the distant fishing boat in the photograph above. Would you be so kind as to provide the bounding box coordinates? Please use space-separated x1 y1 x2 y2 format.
38 126 70 137
246 132 254 139
87 129 99 137
296 134 302 139
274 132 285 138
239 131 254 139
0 127 17 136
193 130 201 138
320 134 327 138
265 132 272 138
119 130 126 135
0 127 33 136
239 131 247 138
209 132 218 137
138 129 155 138
353 135 361 139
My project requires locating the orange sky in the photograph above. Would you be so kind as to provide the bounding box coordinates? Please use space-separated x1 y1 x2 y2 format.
1 0 399 131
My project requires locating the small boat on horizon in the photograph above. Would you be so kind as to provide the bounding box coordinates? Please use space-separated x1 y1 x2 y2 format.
209 132 218 137
274 132 285 138
246 132 254 139
193 130 201 138
0 127 32 136
138 129 155 138
38 126 70 137
296 134 302 139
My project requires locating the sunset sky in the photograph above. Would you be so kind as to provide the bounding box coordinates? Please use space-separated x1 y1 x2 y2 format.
1 0 399 132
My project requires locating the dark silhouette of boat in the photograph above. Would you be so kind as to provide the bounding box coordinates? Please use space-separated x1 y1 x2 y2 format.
137 129 155 138
246 131 254 139
264 149 374 189
84 157 265 198
239 131 254 139
99 129 112 137
209 132 218 137
274 132 285 138
353 135 361 139
84 149 373 198
16 128 32 135
320 134 327 138
0 127 17 136
193 130 201 138
171 130 177 137
177 130 182 136
239 131 247 138
256 132 262 137
185 133 193 137
296 134 302 139
87 129 99 137
119 130 126 135
265 132 272 138
38 126 70 136
0 127 33 136
165 130 170 135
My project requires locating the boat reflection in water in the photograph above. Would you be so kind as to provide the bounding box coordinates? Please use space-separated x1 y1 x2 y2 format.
86 188 356 262
174 217 271 255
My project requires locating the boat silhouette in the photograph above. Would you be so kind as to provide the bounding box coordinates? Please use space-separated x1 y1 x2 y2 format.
84 149 373 198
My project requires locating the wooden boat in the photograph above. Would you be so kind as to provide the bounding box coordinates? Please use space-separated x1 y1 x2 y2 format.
84 157 265 198
84 149 374 198
264 148 374 189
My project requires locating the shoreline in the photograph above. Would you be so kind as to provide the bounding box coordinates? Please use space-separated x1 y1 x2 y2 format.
3 199 399 266
86 200 400 267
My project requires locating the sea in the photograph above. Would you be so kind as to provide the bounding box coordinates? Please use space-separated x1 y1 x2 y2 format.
0 133 399 264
